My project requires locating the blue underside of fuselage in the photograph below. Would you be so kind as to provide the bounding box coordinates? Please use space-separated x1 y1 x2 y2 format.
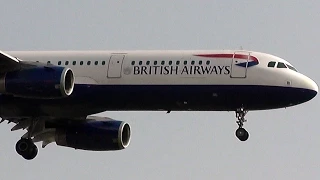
0 84 316 117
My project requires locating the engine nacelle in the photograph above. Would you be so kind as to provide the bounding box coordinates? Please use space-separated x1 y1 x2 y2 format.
55 118 131 151
0 66 74 98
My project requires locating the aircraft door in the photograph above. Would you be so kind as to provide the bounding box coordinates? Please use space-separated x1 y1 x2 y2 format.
230 52 249 78
107 55 125 78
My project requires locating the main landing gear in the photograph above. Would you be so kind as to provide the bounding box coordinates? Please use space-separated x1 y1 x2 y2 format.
15 119 38 160
235 108 249 141
16 138 38 160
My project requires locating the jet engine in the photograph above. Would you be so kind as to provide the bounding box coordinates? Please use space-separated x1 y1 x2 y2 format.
55 117 131 151
0 66 74 98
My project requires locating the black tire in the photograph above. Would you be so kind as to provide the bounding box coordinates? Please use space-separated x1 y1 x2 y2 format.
23 144 38 160
235 128 249 141
16 138 38 160
16 138 32 156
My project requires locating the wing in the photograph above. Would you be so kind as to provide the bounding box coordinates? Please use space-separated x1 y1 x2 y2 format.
3 117 86 148
0 51 21 72
3 117 53 148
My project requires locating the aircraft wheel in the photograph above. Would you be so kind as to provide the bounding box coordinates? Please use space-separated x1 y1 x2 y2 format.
16 138 38 160
235 128 249 141
22 144 38 160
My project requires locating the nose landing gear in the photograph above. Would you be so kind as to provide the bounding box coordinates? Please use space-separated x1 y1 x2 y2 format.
235 108 249 141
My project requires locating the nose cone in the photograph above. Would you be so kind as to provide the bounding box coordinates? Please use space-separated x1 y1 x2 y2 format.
309 78 318 94
301 76 318 101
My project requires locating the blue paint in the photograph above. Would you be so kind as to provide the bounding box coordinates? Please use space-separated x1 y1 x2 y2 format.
0 84 316 118
5 66 67 98
59 120 124 151
236 61 259 67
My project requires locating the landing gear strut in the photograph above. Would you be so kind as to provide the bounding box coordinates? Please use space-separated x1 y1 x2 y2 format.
235 108 249 141
15 119 38 160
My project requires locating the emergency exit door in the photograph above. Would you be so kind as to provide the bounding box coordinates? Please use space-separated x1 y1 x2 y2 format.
107 55 125 78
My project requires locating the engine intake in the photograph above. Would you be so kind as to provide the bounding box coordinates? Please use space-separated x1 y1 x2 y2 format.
55 117 131 151
0 66 74 98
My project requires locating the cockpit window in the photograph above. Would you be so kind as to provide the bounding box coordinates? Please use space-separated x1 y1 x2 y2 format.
277 62 287 68
267 61 276 67
286 64 298 72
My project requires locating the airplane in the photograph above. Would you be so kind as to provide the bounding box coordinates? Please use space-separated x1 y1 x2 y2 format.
0 50 317 160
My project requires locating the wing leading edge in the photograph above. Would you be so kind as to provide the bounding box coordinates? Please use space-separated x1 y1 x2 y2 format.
0 51 21 72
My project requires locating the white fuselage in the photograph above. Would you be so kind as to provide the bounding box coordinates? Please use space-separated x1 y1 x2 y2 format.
0 50 316 117
6 50 316 89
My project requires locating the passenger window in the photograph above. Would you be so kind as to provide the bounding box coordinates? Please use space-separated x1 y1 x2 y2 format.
277 62 287 68
102 61 105 65
95 61 98 65
206 61 210 65
131 61 135 65
169 61 172 65
154 61 157 65
58 61 61 65
267 61 276 67
184 61 187 65
199 61 202 65
80 61 83 65
65 61 69 65
176 61 180 65
161 61 165 65
47 61 51 64
73 61 76 65
146 61 150 65
191 61 195 65
139 61 142 65
87 61 91 65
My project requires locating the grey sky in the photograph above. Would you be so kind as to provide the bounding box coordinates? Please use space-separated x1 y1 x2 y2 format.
0 1 319 179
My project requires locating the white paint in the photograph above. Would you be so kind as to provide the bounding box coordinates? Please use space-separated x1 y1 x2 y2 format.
2 50 318 92
107 55 125 78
